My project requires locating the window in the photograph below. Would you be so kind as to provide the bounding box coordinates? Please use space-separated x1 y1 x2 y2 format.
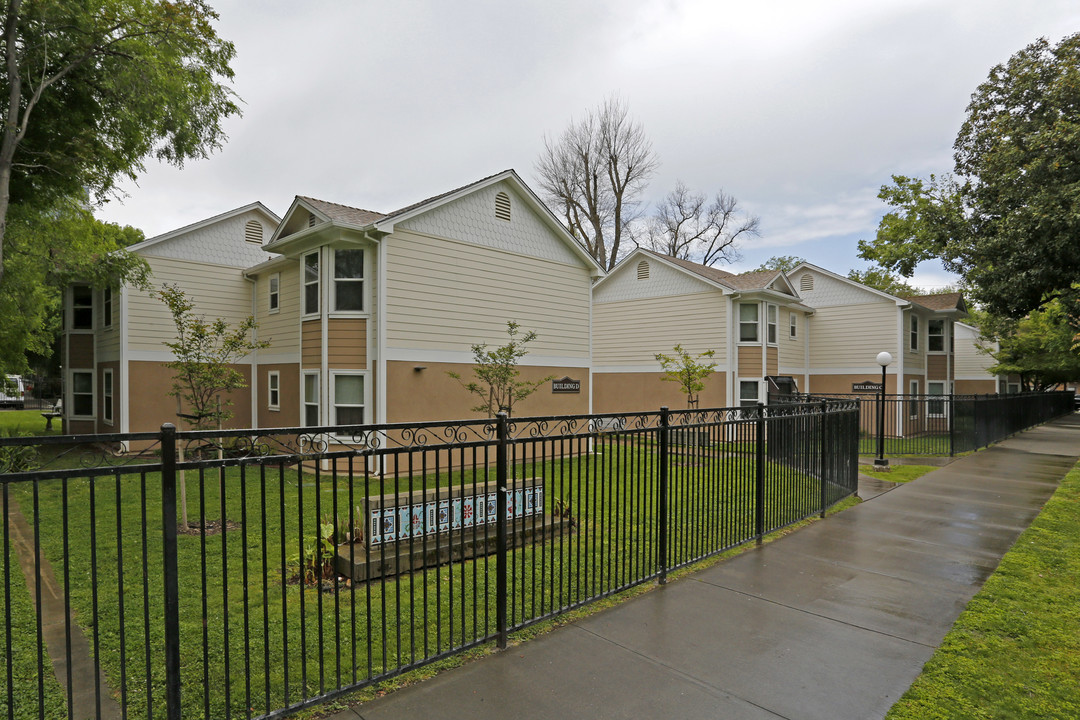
909 379 919 419
799 273 813 292
303 372 320 426
767 304 778 344
72 285 93 329
495 191 511 221
102 369 113 425
789 311 797 339
927 381 946 417
637 260 649 280
71 371 94 418
333 248 364 312
333 373 365 426
303 252 319 316
268 273 280 313
909 314 919 351
268 371 280 410
245 219 263 244
102 287 113 328
739 380 760 407
1007 382 1020 394
928 319 944 352
739 303 759 342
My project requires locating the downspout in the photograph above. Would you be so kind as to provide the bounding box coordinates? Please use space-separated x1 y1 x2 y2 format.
896 305 906 436
119 284 130 439
726 294 735 406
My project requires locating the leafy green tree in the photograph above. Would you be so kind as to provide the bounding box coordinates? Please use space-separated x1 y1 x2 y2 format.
973 300 1080 391
448 321 553 417
0 0 239 283
859 34 1080 317
846 268 925 298
654 345 717 408
755 255 806 273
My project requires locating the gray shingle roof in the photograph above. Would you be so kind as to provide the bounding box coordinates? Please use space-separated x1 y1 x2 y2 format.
639 250 783 291
904 292 966 312
298 196 386 226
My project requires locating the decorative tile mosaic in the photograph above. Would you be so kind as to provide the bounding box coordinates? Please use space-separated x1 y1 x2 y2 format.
369 487 543 545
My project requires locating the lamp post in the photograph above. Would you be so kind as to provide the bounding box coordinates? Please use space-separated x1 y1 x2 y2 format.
875 351 892 468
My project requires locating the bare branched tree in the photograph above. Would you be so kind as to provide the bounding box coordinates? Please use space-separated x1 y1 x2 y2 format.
536 96 658 271
641 181 760 267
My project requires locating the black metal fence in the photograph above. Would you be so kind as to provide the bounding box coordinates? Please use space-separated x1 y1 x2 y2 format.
782 391 1074 456
0 401 858 719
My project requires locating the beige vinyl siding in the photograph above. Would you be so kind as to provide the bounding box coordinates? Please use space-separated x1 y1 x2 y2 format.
808 303 896 368
766 346 778 376
593 292 722 366
777 310 805 370
738 347 762 378
254 259 300 354
301 320 321 367
327 318 367 367
385 230 591 358
955 329 996 379
127 257 253 353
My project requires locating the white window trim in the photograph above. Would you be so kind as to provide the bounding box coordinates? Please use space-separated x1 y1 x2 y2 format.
268 273 280 315
927 319 945 353
102 368 114 426
927 381 947 418
909 314 919 352
766 304 778 346
788 311 797 339
267 370 280 411
330 369 369 431
738 302 760 344
329 247 370 317
68 284 94 333
302 251 320 319
68 369 95 420
302 370 320 427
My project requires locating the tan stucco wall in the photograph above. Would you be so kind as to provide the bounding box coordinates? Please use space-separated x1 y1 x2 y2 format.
257 363 300 429
956 379 998 394
386 361 589 423
127 360 252 434
593 371 728 414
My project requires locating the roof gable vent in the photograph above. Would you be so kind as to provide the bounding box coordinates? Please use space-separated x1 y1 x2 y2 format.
244 219 263 244
495 191 511 222
637 259 650 280
308 212 317 228
800 273 813 292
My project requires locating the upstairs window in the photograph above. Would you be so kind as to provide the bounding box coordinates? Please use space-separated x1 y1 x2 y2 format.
909 314 919 351
72 285 93 329
333 248 364 312
268 273 280 313
767 304 778 344
789 311 797 339
928 319 945 352
102 287 113 328
739 303 759 342
303 252 319 315
102 369 114 424
495 192 511 221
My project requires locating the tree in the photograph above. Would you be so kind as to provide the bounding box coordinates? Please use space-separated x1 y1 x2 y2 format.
0 0 240 283
447 321 553 417
859 34 1080 317
973 300 1080 391
755 255 806 273
846 268 925 298
535 95 658 271
640 181 759 267
654 345 717 408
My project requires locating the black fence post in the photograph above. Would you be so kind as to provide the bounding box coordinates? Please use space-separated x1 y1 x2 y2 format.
755 403 765 545
495 412 509 650
160 424 182 720
657 407 669 585
820 400 829 518
948 394 956 457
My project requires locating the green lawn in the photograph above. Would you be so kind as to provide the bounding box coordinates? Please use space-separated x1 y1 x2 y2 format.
859 464 938 484
0 410 59 437
2 436 845 719
886 461 1080 719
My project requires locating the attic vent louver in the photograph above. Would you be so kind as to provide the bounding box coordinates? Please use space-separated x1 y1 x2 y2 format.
308 213 317 228
495 192 511 221
637 260 650 280
244 219 263 244
800 273 813 292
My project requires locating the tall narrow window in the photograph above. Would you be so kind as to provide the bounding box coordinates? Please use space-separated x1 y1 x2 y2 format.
739 303 759 342
928 319 944 352
333 248 364 312
268 273 280 313
909 314 919 351
767 304 778 344
303 372 319 426
268 371 280 410
71 371 94 417
303 252 319 315
789 311 797 338
102 287 113 328
102 369 114 424
72 285 93 329
909 379 920 418
333 373 365 425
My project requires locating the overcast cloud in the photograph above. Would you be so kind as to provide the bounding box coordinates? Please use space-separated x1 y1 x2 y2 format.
96 0 1080 291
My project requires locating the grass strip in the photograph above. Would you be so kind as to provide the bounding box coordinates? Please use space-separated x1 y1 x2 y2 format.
886 460 1080 719
859 464 938 484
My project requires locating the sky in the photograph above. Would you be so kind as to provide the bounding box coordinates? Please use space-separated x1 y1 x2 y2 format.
96 0 1080 291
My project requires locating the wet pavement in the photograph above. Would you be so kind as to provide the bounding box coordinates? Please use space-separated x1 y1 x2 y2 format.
333 414 1080 720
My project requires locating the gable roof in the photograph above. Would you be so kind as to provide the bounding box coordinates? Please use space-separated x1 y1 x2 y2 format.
905 292 967 313
127 202 280 255
789 261 911 306
633 249 794 294
298 196 385 227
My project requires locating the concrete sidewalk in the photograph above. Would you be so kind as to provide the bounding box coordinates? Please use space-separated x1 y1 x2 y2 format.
334 414 1080 720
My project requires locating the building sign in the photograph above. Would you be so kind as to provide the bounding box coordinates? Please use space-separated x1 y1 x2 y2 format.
552 377 581 394
852 381 883 393
368 487 543 545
